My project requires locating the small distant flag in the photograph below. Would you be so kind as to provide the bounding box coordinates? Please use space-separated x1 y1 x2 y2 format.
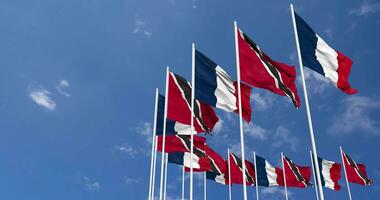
168 152 211 172
317 157 342 190
342 150 373 186
255 155 283 187
294 13 357 95
157 135 206 153
229 152 255 186
237 27 301 108
167 72 219 133
195 50 252 122
283 156 312 188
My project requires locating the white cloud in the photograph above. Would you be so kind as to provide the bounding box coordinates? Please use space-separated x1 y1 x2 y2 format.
83 176 100 191
124 177 141 184
301 67 330 94
244 122 269 140
272 126 298 152
114 143 138 158
212 119 223 134
29 88 56 111
328 96 380 135
261 187 293 198
350 1 380 16
251 91 275 111
133 19 152 37
191 0 197 8
56 79 71 97
136 122 153 144
324 28 333 39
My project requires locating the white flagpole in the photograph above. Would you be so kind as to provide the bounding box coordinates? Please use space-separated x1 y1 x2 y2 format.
159 67 170 200
148 89 159 200
204 172 207 200
164 153 168 200
253 151 259 200
190 43 195 200
340 146 353 200
309 151 320 200
228 148 232 200
289 4 325 200
281 152 288 200
152 136 158 200
182 165 185 200
233 20 248 200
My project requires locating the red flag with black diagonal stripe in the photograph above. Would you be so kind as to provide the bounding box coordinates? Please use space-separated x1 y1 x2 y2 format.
283 156 312 188
342 150 373 186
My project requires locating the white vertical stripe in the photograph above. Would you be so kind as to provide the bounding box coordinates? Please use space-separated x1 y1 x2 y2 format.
214 174 226 185
321 159 336 190
265 161 279 186
174 122 196 135
215 66 237 112
315 35 339 87
183 152 201 169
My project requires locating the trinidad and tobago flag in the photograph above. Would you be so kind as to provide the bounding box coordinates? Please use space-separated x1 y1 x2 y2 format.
229 152 255 186
283 156 312 188
342 150 373 186
157 135 206 154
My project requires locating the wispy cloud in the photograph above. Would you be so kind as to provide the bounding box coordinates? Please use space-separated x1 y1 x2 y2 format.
191 0 198 9
212 119 224 134
261 187 293 198
56 79 71 97
136 122 153 144
114 143 138 158
29 88 56 111
328 96 380 135
301 67 330 95
272 126 298 152
124 177 141 184
251 91 275 111
132 19 152 37
83 176 100 191
244 122 269 140
349 1 380 16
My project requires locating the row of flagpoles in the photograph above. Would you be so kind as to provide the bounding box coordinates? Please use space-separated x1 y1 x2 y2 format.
146 4 371 200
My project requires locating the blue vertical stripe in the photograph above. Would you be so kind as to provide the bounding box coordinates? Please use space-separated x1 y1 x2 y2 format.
155 94 177 135
195 50 218 106
168 152 185 166
256 155 270 187
317 157 326 187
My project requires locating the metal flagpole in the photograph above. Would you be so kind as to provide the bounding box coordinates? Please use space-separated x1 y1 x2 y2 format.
340 146 353 200
233 20 248 200
182 165 185 200
281 152 288 200
152 136 158 200
190 43 196 200
253 152 259 200
228 148 232 200
159 67 170 200
164 153 168 200
148 89 159 200
290 4 325 200
310 151 320 200
204 172 207 200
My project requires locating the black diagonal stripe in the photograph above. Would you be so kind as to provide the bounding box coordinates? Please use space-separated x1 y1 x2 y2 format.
285 157 312 187
344 152 373 185
176 135 206 158
171 73 211 132
241 31 298 108
208 156 222 175
231 153 255 185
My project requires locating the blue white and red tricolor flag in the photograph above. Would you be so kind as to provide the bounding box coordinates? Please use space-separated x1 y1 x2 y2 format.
255 155 283 187
317 157 341 190
168 152 211 172
195 49 252 122
294 12 357 95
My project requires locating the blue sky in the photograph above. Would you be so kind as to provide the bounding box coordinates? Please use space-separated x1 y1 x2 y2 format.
0 0 379 199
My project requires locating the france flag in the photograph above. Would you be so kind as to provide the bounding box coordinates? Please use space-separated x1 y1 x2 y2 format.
295 13 357 95
255 155 282 187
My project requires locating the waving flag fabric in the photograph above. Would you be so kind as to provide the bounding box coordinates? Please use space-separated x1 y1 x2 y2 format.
342 151 373 185
317 157 341 190
157 135 206 153
294 13 357 95
207 171 229 185
283 156 312 188
195 50 252 122
167 72 219 133
229 152 255 186
168 152 211 172
255 155 283 187
237 27 301 108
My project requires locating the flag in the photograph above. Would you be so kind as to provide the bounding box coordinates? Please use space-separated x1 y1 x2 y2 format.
206 171 229 185
237 27 301 108
195 49 252 122
229 152 255 185
184 145 227 173
294 12 357 95
255 155 283 187
167 72 219 133
168 152 211 172
342 150 373 185
157 135 206 153
317 157 341 190
283 156 312 188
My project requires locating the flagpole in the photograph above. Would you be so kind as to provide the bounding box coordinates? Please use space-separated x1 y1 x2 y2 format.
340 146 352 200
190 42 196 200
148 88 159 200
164 153 168 200
152 136 158 200
234 20 248 200
182 165 185 200
281 152 288 200
204 172 207 200
290 4 325 200
253 151 259 200
159 67 170 200
228 148 232 200
309 151 320 200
